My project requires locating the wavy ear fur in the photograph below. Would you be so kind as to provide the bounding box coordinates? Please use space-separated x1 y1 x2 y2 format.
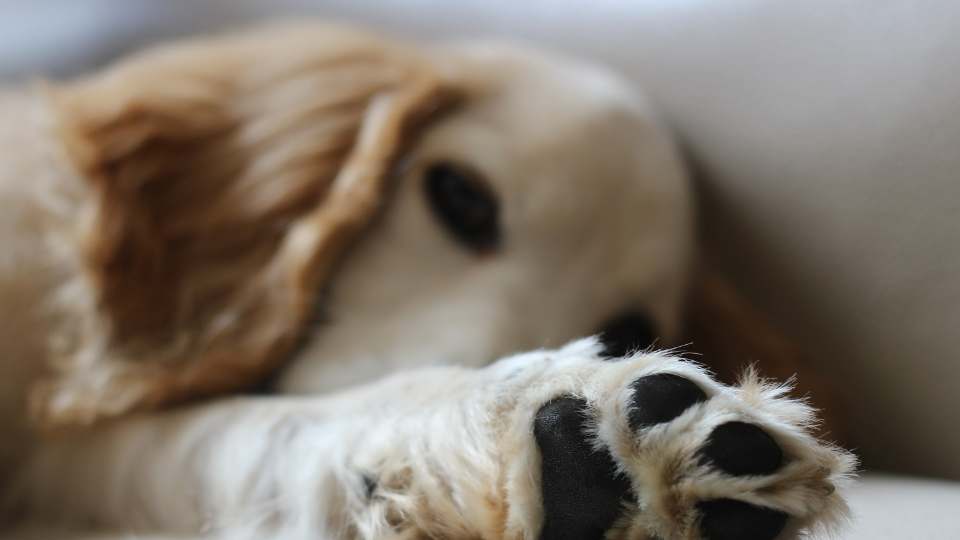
32 25 457 426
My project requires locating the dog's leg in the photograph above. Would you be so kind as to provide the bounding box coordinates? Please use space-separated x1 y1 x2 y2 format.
10 339 855 539
10 367 495 539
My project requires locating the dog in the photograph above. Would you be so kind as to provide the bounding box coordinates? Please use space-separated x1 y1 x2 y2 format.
0 22 855 539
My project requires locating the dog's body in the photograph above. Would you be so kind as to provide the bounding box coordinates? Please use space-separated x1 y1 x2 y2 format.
0 87 80 467
0 23 853 539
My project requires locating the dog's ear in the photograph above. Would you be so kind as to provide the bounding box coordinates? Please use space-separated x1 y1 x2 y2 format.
683 268 846 439
33 28 457 426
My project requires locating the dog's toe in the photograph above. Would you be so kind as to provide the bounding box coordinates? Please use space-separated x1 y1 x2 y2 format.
697 499 788 540
699 421 784 476
628 373 707 429
534 397 631 540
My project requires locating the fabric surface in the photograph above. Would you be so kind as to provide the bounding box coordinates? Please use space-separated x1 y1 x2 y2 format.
5 475 959 539
0 0 958 480
845 475 960 538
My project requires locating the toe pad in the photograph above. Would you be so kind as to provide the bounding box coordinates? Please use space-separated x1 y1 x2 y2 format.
628 373 707 430
700 421 784 476
698 499 788 540
534 397 631 540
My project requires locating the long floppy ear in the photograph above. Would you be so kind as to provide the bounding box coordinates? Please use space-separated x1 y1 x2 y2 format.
684 267 847 440
32 26 457 426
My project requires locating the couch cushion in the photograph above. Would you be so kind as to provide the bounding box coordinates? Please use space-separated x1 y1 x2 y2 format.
846 474 960 539
6 475 960 539
1 0 958 479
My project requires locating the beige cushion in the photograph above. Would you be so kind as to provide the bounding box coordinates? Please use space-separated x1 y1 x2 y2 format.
1 0 958 479
846 475 960 538
6 475 959 539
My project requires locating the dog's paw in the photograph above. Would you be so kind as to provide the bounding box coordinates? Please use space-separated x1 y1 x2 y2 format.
498 340 856 540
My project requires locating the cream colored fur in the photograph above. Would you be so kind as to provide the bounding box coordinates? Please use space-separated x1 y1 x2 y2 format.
6 340 855 539
0 22 853 539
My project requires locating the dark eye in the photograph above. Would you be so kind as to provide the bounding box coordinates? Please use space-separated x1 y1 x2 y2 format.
424 161 500 252
597 311 658 358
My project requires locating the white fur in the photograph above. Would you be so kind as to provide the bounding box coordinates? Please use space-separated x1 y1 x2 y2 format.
7 339 855 539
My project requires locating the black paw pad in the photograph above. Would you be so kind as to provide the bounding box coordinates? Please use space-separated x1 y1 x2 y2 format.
698 499 788 540
534 397 631 540
700 421 784 476
597 311 657 358
628 373 707 430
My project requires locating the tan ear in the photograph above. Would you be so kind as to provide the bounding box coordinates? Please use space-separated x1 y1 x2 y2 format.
684 267 847 439
32 27 458 426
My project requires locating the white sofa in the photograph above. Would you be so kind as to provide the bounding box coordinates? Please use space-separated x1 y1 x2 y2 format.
2 1 958 537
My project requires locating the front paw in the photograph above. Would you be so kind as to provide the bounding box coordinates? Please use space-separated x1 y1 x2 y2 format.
508 340 856 539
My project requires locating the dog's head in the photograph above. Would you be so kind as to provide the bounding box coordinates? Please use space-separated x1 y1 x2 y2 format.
33 23 693 424
280 40 695 392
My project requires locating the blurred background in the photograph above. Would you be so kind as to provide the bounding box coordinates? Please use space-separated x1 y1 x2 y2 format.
2 0 958 489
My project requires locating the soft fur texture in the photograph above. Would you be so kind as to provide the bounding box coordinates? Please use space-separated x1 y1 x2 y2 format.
36 25 457 424
9 339 855 539
0 22 853 539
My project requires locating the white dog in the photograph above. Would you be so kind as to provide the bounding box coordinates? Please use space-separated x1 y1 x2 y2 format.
0 23 854 540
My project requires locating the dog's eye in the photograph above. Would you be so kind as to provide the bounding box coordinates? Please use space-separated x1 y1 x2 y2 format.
597 311 658 358
424 161 500 252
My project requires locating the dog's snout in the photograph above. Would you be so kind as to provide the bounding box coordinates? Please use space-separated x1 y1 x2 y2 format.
597 311 657 358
